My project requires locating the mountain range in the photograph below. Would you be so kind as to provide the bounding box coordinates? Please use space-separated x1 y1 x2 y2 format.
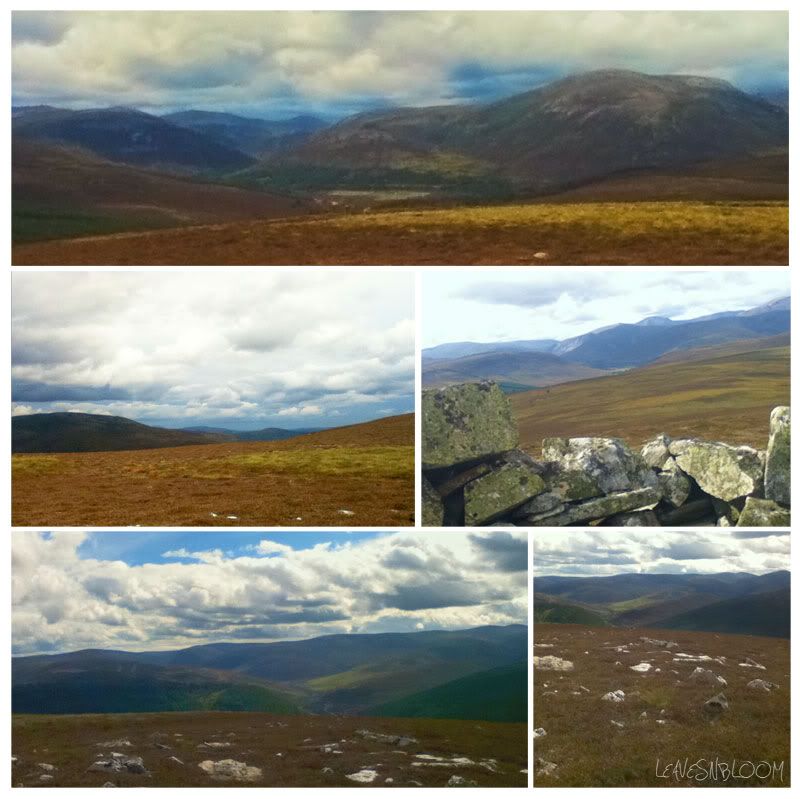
12 69 788 210
12 625 527 720
423 297 789 389
11 412 323 453
534 571 790 638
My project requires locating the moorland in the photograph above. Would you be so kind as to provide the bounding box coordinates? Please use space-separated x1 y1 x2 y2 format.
12 625 528 787
533 572 790 786
12 70 788 266
11 413 414 526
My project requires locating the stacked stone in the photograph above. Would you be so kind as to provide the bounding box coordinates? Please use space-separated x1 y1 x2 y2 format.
421 381 790 528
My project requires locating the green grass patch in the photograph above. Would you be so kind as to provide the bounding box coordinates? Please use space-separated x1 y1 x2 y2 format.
11 454 68 476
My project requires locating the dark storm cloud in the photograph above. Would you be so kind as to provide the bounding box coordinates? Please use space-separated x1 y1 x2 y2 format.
369 581 495 612
469 532 527 572
12 380 133 403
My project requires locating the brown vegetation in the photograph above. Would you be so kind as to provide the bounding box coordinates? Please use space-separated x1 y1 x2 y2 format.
511 346 789 453
534 623 790 787
12 200 788 266
12 710 527 787
11 415 414 527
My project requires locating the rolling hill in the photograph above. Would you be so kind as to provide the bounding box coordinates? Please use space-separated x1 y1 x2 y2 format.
163 110 328 157
534 572 790 638
511 343 789 451
369 662 527 722
180 425 322 442
12 625 527 719
273 70 787 195
12 139 309 243
422 349 608 390
13 106 253 171
11 413 236 453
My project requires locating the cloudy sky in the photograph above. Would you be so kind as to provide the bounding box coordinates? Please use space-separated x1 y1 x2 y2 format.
12 11 787 117
533 530 790 578
12 530 528 655
422 270 790 347
12 271 413 429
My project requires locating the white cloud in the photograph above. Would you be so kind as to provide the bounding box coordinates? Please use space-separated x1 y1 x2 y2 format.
11 11 788 114
533 530 790 577
12 531 528 655
12 271 414 427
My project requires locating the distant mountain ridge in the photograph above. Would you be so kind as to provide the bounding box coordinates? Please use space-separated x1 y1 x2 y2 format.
534 571 790 638
423 296 789 386
11 412 324 453
12 625 527 719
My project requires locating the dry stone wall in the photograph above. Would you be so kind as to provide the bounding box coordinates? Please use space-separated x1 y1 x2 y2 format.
422 382 790 528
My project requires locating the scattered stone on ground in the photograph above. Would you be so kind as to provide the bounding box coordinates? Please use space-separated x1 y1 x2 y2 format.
533 655 574 671
197 759 262 782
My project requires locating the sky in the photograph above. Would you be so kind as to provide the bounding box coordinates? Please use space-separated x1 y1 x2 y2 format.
12 530 528 655
533 530 790 578
11 271 413 429
12 11 788 118
422 270 790 347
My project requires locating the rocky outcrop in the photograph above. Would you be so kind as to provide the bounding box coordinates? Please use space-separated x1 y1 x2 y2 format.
421 382 790 527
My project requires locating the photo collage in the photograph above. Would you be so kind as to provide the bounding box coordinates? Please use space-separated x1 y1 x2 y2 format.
7 8 792 791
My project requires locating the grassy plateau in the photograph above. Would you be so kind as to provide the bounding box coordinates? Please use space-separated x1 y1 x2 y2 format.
12 415 413 526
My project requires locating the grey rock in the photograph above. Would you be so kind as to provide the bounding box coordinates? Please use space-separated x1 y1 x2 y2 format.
658 458 692 508
703 693 729 714
542 463 603 502
535 758 558 778
529 487 661 526
601 510 659 526
355 729 417 746
512 490 563 519
671 439 763 501
764 406 790 506
736 497 790 527
422 382 518 468
198 759 263 782
464 462 546 525
421 477 444 527
447 775 478 787
641 434 672 469
747 679 779 692
543 437 657 494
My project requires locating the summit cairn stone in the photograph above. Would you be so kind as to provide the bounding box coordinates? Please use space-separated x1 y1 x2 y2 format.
764 406 790 506
671 440 763 501
422 382 518 468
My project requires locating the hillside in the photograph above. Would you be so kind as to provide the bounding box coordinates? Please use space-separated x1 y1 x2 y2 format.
533 597 608 627
275 70 787 195
13 106 253 171
163 110 327 157
12 414 414 526
422 350 607 390
533 572 790 637
511 344 789 451
181 425 322 442
12 139 309 243
369 662 527 723
657 588 791 638
13 625 527 717
11 413 236 453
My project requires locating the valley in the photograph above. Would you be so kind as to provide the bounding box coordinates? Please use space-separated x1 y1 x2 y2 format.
11 69 788 266
11 625 528 787
12 414 414 526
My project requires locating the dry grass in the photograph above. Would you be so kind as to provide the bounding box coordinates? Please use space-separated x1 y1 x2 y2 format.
511 347 790 454
12 415 414 527
534 623 790 787
12 200 788 266
12 710 528 788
